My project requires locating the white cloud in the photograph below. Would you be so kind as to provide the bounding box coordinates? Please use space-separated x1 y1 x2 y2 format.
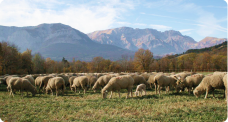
0 0 135 33
179 29 193 33
149 24 172 31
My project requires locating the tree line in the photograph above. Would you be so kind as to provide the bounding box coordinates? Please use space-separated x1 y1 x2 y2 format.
0 41 226 75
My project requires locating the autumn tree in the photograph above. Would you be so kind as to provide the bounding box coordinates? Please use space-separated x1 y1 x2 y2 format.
21 49 33 74
134 48 154 72
32 53 45 74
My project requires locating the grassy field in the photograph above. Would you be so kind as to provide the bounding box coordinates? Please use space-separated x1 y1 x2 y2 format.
0 72 227 122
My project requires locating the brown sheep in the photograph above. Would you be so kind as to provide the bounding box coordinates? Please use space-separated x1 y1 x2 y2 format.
46 77 65 96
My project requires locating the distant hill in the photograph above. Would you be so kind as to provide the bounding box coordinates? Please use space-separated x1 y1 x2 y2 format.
88 27 196 55
190 37 227 49
0 23 133 61
186 41 227 54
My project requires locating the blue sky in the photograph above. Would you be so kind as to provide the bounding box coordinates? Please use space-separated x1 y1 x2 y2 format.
0 0 226 42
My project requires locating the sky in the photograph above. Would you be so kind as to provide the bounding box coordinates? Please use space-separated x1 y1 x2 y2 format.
0 0 227 42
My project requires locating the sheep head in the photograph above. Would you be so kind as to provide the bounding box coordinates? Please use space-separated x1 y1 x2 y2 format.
102 90 108 99
193 89 204 98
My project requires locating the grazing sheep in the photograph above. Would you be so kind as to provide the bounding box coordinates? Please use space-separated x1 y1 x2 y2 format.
135 84 146 97
193 74 225 99
131 74 149 87
223 74 227 100
87 75 98 89
213 71 227 76
7 77 37 97
46 77 65 96
154 74 179 95
176 74 205 94
141 73 150 81
71 76 89 94
23 75 35 86
35 76 53 93
69 76 77 91
175 72 196 82
101 75 134 99
57 74 69 87
92 75 115 92
147 73 163 90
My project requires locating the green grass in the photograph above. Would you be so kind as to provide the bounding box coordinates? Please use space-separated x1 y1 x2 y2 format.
0 84 227 122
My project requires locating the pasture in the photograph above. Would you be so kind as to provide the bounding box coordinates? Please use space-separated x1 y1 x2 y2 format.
0 72 227 122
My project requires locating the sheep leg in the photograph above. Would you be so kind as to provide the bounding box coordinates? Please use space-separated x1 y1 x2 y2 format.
109 91 113 99
154 83 157 94
205 89 209 99
140 90 142 97
135 91 137 96
56 88 59 97
144 89 146 96
225 89 228 102
126 91 129 99
158 85 161 96
188 88 191 94
130 89 133 97
84 88 86 94
118 91 121 98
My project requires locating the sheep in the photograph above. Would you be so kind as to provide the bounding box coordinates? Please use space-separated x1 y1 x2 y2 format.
135 84 146 97
176 74 205 94
154 74 179 95
193 74 225 99
130 74 149 87
71 76 89 94
23 75 35 86
223 74 227 100
35 76 53 93
101 75 134 99
46 77 65 96
213 71 227 76
175 72 196 83
57 74 69 87
147 73 163 90
92 74 115 92
141 73 150 81
69 76 77 91
87 75 98 89
7 77 37 97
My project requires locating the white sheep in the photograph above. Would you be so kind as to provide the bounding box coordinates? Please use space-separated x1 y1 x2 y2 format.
154 74 179 95
223 74 227 100
92 74 115 92
23 75 35 86
193 74 225 99
7 77 37 97
101 75 134 99
135 84 146 97
46 77 65 96
176 74 205 94
71 76 89 94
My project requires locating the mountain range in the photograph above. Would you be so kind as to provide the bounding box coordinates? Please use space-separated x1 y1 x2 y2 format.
0 23 133 61
0 23 226 61
88 27 227 55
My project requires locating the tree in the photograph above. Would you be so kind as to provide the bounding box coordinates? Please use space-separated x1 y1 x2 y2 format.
134 48 154 72
21 49 33 74
32 53 45 74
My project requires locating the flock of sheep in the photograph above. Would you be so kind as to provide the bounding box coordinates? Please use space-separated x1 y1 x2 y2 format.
0 71 227 99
